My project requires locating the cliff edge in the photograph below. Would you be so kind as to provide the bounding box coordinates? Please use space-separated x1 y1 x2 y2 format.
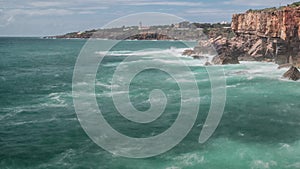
185 2 300 68
231 2 300 66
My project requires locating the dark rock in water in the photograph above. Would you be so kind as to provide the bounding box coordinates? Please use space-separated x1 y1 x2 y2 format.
182 49 195 56
182 49 207 60
204 62 212 66
211 38 240 65
283 66 300 81
192 55 205 59
212 54 239 64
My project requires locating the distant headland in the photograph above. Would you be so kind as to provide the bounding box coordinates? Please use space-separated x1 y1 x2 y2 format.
44 22 231 41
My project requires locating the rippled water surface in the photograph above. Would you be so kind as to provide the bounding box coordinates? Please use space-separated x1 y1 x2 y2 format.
1 38 300 169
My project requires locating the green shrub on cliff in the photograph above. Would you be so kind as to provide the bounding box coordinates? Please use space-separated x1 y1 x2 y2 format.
290 1 300 7
246 2 300 13
248 7 277 12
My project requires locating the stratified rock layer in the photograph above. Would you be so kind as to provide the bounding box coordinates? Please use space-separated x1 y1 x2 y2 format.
186 3 300 66
231 5 300 66
231 7 300 41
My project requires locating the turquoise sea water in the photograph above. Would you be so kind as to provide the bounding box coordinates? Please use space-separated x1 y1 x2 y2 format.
1 37 300 169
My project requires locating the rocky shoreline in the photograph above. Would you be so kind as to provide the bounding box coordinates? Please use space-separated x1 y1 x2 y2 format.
45 23 231 41
183 2 300 81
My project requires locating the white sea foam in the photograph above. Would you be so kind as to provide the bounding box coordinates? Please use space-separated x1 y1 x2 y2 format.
165 166 181 169
7 117 58 126
279 143 291 150
226 61 291 81
251 160 277 169
226 85 237 88
97 47 215 68
1 92 70 122
96 47 188 57
172 152 205 166
47 92 71 107
97 90 128 97
95 81 120 90
287 162 300 168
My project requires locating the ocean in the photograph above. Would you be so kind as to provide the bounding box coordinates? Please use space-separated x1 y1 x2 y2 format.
1 37 300 169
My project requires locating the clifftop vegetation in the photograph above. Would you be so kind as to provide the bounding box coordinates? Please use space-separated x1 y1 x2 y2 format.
246 1 300 13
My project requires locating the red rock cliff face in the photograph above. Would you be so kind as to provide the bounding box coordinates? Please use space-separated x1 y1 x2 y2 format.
231 7 300 40
231 6 300 66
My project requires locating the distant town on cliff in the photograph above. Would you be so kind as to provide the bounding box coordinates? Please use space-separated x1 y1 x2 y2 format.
45 21 231 41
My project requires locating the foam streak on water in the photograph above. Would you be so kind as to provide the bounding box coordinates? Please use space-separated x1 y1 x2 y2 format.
1 38 300 169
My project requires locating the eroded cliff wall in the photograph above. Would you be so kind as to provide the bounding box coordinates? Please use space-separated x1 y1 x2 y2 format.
231 6 300 65
232 7 300 40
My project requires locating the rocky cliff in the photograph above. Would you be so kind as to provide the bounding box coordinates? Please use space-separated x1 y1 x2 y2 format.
184 2 300 68
231 6 300 40
182 2 300 80
231 3 300 66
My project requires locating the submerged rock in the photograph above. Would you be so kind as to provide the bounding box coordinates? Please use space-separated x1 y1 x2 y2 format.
283 66 300 81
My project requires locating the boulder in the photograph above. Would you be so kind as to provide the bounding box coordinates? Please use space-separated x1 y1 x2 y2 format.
212 40 240 65
194 39 216 55
212 53 240 64
204 62 212 66
192 55 206 59
182 49 195 56
283 66 300 81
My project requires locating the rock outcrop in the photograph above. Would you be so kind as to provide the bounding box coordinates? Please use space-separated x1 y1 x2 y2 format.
283 66 300 81
231 3 300 65
211 37 240 64
185 2 300 67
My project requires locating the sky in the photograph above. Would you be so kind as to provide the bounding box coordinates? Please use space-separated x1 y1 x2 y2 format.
0 0 296 36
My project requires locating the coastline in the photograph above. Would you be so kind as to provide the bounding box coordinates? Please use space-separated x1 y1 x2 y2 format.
182 2 300 81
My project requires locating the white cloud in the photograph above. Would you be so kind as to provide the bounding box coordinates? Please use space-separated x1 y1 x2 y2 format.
29 1 67 7
0 10 14 27
128 1 204 6
182 8 245 22
56 0 204 7
9 9 74 16
24 0 204 8
78 11 97 15
185 8 239 14
0 8 75 26
69 7 109 10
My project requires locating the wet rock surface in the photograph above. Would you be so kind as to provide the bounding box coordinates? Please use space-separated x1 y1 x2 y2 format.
283 66 300 81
